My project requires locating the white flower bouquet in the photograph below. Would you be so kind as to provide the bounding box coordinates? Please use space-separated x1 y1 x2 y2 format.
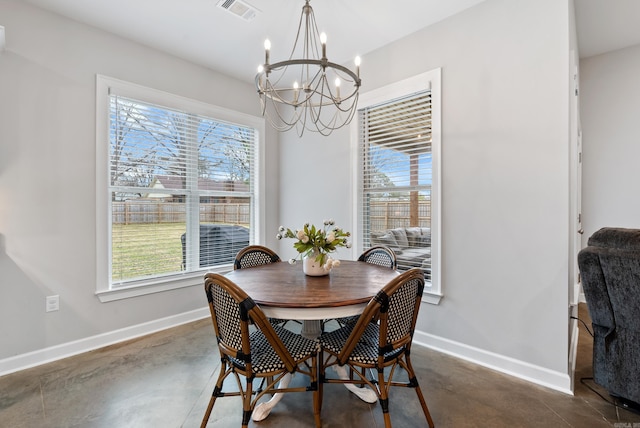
276 219 351 271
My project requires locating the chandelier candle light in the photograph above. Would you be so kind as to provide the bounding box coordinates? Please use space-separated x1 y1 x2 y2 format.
277 220 351 276
255 0 361 136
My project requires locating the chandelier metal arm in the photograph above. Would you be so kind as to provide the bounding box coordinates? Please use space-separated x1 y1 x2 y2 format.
256 60 361 106
260 60 361 86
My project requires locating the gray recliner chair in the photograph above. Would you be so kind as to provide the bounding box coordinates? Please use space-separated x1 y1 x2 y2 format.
577 227 640 407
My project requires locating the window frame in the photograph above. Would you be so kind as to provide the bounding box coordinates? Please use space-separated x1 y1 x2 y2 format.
351 68 442 304
95 75 265 302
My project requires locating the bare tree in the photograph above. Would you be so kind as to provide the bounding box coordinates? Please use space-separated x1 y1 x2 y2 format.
110 97 254 192
366 143 396 190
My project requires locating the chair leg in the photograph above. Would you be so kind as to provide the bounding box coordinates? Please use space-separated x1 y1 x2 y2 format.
200 395 216 428
201 362 229 428
311 355 321 428
266 375 275 391
242 377 254 428
359 367 367 387
318 351 325 414
348 366 367 388
377 368 392 428
412 383 435 428
405 356 435 428
383 411 393 428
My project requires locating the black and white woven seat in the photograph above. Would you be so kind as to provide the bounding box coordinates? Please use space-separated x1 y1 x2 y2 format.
233 245 296 327
318 268 434 428
228 325 319 374
328 246 398 330
320 321 405 364
202 273 321 428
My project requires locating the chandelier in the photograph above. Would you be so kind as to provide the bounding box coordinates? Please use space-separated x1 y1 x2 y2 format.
255 0 361 137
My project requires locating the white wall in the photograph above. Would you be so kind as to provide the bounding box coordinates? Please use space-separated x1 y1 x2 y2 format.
0 0 280 368
280 0 573 391
1 0 576 393
277 127 355 262
580 43 640 239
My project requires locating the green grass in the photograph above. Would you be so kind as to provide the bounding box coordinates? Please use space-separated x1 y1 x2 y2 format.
112 223 185 281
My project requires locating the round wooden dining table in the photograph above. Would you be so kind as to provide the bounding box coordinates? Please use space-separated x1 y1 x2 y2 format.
224 259 398 418
224 259 399 338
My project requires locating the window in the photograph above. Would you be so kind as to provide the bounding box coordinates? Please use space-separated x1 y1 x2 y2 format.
96 76 264 301
353 69 441 303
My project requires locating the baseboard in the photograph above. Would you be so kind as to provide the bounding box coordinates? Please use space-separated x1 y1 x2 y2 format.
0 307 210 377
2 310 574 395
413 330 573 395
568 316 580 392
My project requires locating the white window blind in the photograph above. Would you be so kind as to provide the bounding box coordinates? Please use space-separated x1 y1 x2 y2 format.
358 90 433 280
108 92 256 287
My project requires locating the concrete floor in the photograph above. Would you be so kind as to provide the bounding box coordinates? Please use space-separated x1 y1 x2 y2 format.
1 304 639 427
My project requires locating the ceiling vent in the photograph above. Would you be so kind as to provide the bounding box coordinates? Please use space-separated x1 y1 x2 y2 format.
216 0 260 22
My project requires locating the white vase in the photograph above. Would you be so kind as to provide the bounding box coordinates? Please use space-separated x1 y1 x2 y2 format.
303 249 329 276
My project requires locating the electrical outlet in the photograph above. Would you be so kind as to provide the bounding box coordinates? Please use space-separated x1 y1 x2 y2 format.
46 295 59 312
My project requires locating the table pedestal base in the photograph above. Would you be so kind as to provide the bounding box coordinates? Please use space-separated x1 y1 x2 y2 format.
301 319 322 339
252 373 293 421
333 365 378 403
251 365 378 421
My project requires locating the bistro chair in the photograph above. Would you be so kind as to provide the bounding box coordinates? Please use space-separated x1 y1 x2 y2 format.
358 245 398 269
233 245 295 327
318 268 434 428
202 273 321 428
234 244 281 270
328 245 398 330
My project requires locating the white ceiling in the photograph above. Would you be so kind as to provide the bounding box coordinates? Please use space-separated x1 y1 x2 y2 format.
21 0 485 82
20 0 640 83
575 0 640 58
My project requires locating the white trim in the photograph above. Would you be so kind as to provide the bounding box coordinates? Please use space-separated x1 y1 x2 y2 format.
413 329 573 394
350 111 363 256
95 75 265 299
97 75 263 126
421 291 443 305
0 307 210 377
96 264 236 302
255 124 266 245
430 68 442 302
568 316 580 392
96 268 228 302
0 26 5 51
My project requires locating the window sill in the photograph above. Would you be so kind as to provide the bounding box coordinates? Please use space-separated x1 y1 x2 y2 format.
422 289 443 305
96 265 233 302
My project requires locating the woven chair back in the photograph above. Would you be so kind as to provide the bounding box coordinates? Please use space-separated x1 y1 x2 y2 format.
204 273 295 372
234 245 281 270
338 268 424 365
358 245 398 270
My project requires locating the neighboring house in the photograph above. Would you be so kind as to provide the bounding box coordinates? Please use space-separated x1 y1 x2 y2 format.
145 175 249 203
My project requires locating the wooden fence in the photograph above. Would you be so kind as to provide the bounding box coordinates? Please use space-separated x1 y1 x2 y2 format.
112 200 430 229
368 200 431 231
112 202 250 225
